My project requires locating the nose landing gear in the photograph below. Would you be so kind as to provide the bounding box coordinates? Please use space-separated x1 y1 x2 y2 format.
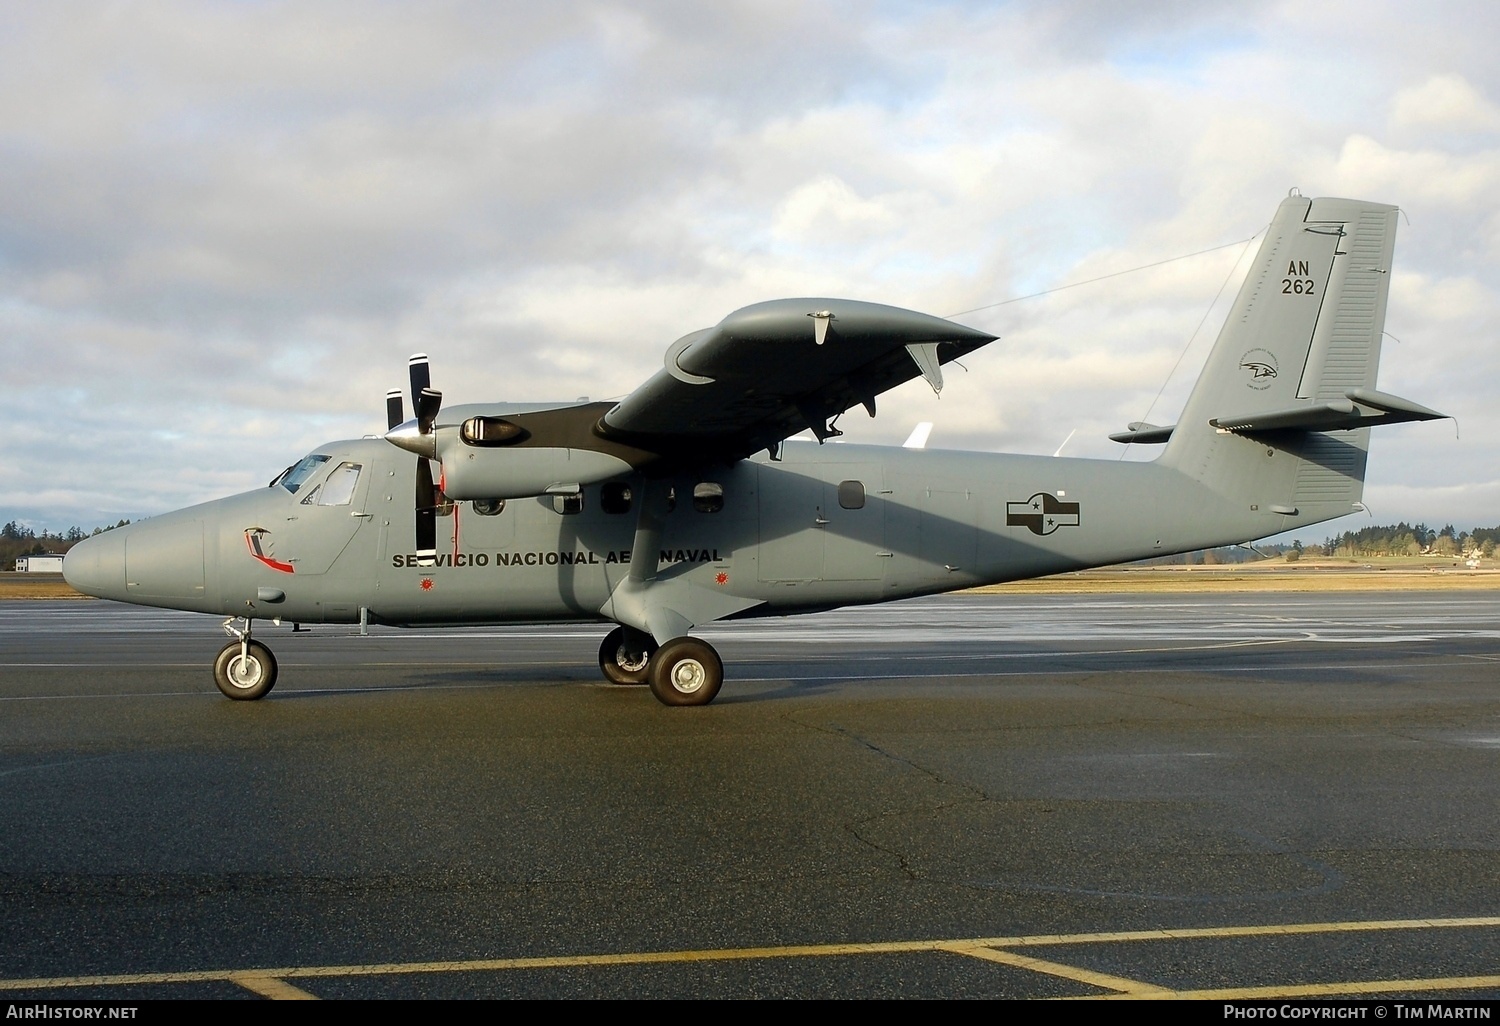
214 618 278 700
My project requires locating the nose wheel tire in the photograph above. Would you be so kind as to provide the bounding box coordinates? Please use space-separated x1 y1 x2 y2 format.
599 626 657 686
647 637 723 706
213 640 278 701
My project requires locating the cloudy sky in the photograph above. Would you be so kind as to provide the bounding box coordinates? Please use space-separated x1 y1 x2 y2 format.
2 1 1496 541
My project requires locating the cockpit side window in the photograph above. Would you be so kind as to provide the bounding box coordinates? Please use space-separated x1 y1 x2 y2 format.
316 463 362 506
277 454 330 494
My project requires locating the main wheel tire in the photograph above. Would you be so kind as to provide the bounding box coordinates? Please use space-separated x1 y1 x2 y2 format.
647 637 723 707
213 640 278 701
599 626 656 685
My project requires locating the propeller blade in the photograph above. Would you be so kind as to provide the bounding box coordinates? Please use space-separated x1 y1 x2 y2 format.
415 458 437 567
386 390 404 431
415 388 443 434
409 354 431 407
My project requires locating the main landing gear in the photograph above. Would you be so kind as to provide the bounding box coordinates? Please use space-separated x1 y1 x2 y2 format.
213 618 278 701
599 625 724 706
598 625 656 685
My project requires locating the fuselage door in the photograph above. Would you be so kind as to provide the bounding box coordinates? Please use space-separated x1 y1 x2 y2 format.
757 464 824 582
280 459 375 575
756 461 886 583
816 465 885 582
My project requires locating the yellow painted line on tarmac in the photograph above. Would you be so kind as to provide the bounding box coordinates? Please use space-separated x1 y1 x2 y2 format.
968 915 1500 949
941 944 1170 995
1097 974 1500 1000
2 915 1497 996
228 974 320 1000
0 941 939 991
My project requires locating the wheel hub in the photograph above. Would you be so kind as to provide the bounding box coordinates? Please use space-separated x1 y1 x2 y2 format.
670 658 706 694
228 656 263 689
616 645 650 673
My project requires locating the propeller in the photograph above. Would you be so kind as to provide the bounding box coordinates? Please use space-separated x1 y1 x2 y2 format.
409 353 443 438
384 354 445 566
414 457 437 567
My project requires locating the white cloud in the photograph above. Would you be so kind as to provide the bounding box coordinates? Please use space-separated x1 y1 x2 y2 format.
1327 134 1500 208
772 175 901 244
1390 74 1500 136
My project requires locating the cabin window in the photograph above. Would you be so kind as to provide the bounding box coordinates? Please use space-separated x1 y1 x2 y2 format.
693 482 724 513
315 463 362 506
473 499 505 516
276 454 329 494
460 417 527 446
601 482 633 515
553 491 583 515
838 480 866 510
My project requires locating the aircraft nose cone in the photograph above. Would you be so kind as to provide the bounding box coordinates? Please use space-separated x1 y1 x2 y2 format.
63 530 126 600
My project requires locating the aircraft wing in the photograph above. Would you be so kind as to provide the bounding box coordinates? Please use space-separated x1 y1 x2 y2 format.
599 298 997 462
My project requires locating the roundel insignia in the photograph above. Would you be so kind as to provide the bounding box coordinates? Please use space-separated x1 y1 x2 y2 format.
1005 492 1080 536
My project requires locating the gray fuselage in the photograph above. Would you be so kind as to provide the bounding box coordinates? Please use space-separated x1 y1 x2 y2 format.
63 434 1319 627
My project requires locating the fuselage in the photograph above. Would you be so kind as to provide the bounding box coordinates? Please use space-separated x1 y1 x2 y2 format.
62 434 1327 627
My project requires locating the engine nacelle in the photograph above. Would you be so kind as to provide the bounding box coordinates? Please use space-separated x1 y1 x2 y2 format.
439 443 634 500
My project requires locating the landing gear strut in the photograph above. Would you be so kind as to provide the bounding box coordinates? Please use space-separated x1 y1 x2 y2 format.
598 625 656 685
214 618 278 701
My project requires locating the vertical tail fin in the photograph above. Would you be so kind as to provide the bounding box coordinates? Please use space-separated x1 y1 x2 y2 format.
1160 194 1400 520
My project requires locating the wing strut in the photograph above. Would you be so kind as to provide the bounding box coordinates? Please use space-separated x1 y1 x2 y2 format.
599 481 762 643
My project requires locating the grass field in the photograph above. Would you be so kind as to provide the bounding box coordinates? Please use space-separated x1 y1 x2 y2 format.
975 559 1500 594
4 557 1497 600
0 574 91 599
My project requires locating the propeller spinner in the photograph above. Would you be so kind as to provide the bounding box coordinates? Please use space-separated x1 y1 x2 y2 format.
386 354 443 459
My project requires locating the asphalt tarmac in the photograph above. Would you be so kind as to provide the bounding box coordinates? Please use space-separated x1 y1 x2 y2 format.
1 592 1498 1000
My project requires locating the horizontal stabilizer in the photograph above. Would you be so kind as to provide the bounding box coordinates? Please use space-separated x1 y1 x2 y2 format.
1210 388 1447 434
1109 421 1175 444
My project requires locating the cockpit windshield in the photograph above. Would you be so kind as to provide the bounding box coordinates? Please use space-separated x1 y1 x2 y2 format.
274 454 331 494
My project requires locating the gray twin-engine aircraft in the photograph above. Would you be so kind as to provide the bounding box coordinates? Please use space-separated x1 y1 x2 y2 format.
64 193 1446 706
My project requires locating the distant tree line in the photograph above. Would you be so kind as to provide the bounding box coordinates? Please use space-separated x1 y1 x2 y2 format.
1 520 130 570
1102 522 1497 567
1318 522 1497 558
